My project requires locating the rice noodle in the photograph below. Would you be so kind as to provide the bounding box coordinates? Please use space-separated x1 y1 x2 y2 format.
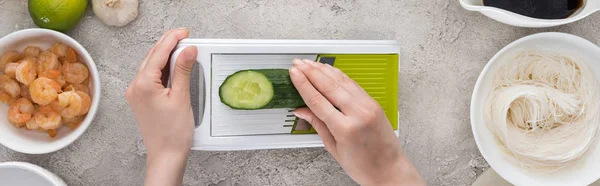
484 48 599 172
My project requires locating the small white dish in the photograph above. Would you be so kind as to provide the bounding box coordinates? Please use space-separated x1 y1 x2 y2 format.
0 161 66 186
0 28 101 154
459 0 600 28
471 32 600 186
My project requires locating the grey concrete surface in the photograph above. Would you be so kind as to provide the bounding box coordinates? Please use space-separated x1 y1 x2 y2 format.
0 0 599 185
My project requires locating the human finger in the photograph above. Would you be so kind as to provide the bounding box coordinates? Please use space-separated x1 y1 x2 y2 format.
321 63 372 100
289 66 344 125
170 46 198 94
293 59 355 113
142 28 190 78
131 29 180 89
136 29 176 75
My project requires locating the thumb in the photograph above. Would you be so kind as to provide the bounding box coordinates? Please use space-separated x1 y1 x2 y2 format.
294 107 337 154
171 46 198 94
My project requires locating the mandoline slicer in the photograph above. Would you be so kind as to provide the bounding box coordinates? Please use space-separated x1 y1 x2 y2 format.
168 39 400 151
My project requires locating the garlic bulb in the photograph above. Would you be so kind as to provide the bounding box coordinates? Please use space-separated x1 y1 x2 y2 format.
92 0 139 27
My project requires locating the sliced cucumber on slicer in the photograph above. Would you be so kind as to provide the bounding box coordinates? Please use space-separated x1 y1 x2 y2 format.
168 39 400 151
219 69 305 110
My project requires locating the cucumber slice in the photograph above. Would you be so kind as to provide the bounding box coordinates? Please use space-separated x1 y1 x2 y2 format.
219 69 306 110
219 70 274 109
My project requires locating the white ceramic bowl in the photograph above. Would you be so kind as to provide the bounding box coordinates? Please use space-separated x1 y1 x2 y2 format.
471 32 600 186
0 161 66 186
460 0 600 28
0 28 101 154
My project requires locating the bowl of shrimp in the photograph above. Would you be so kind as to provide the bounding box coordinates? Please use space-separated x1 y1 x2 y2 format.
0 28 100 154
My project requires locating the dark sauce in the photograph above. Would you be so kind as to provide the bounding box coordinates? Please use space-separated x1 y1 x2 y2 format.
483 0 584 19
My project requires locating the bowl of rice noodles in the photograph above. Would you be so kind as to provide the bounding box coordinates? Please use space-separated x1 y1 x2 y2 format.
471 32 600 186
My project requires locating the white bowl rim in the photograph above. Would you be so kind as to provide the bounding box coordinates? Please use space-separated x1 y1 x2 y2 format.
470 32 600 186
0 161 66 186
0 28 101 154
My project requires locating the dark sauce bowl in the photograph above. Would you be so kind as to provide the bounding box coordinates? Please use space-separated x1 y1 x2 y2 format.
483 0 583 20
459 0 600 27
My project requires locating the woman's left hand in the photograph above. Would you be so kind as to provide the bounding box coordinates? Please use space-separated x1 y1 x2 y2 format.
125 28 198 186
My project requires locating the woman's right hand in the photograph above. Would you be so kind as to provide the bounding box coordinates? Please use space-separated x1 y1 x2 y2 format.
290 59 424 186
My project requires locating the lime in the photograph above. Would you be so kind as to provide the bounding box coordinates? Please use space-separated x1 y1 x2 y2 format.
28 0 88 32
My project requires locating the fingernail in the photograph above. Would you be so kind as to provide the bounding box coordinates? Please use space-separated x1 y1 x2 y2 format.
303 59 319 67
292 59 304 66
289 67 299 75
293 111 307 120
180 28 191 37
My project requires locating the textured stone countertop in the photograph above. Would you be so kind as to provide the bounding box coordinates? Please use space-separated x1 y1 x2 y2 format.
1 0 599 185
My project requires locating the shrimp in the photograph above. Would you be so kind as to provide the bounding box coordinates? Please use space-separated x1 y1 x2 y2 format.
48 129 57 138
38 68 66 88
64 83 90 95
63 62 88 84
8 98 34 124
50 43 68 58
21 46 41 58
39 69 61 79
0 90 14 104
36 127 58 138
10 120 25 128
83 76 90 86
54 75 66 87
20 83 31 102
0 75 11 82
74 91 91 115
15 58 37 85
0 50 20 71
0 75 21 98
2 80 20 99
37 51 59 75
30 77 61 105
49 100 64 112
4 62 18 78
58 91 82 118
25 117 39 130
35 105 62 130
57 60 62 70
63 115 83 129
65 47 77 63
53 61 66 86
25 106 39 130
